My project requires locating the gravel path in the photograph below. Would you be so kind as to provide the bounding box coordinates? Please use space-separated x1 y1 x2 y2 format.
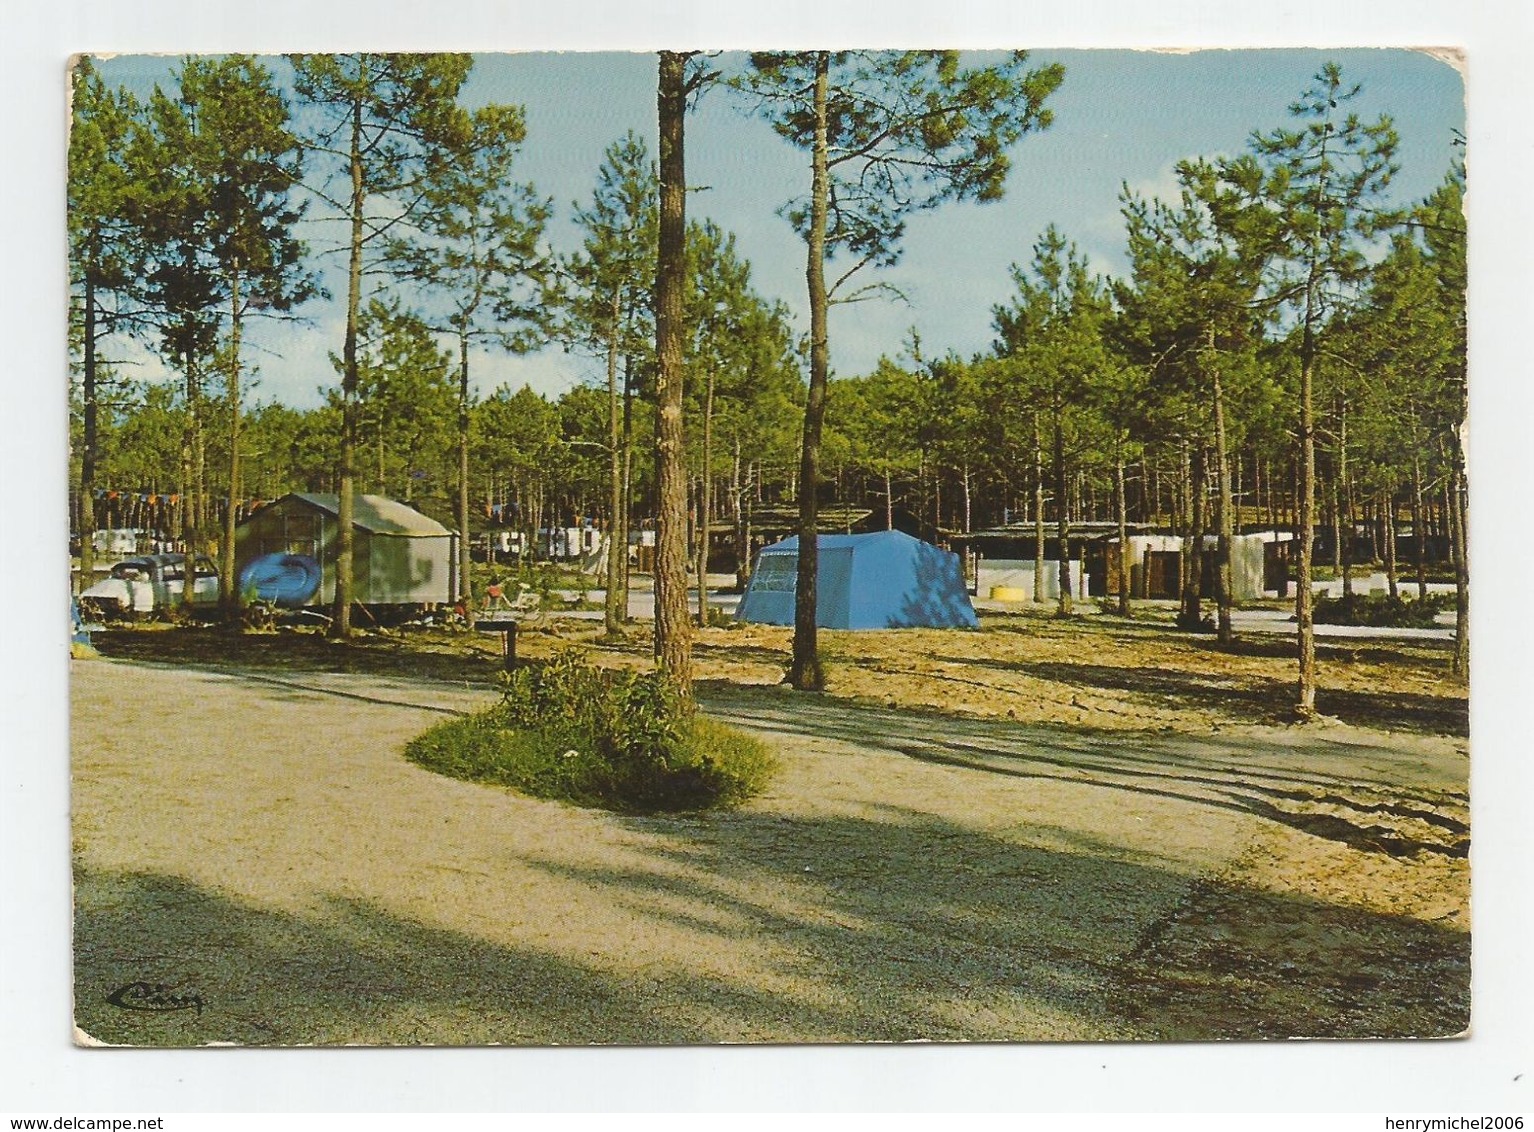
71 657 1468 1046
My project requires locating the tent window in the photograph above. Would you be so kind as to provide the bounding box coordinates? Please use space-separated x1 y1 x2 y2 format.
753 554 797 593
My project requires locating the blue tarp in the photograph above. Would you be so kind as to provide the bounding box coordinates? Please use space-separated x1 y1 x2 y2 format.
238 553 323 608
736 530 978 630
71 597 93 646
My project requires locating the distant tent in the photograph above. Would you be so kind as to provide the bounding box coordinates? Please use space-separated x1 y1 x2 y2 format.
736 530 978 630
234 493 457 606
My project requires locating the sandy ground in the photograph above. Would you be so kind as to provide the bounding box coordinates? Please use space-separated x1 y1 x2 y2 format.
72 643 1468 1046
587 609 1469 739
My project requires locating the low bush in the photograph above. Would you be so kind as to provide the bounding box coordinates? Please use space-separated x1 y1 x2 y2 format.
1313 591 1452 628
404 651 776 813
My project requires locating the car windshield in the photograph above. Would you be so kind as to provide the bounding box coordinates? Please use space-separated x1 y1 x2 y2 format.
109 561 150 579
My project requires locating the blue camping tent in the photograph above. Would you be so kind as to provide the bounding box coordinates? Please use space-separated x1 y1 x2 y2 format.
736 530 978 630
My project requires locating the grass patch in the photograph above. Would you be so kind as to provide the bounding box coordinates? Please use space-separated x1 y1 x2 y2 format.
404 651 776 813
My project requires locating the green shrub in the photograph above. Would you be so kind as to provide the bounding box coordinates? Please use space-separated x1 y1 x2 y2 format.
405 651 776 813
1313 591 1452 628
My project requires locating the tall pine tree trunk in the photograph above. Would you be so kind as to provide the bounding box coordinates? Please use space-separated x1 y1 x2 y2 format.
221 267 243 619
1383 488 1399 599
1329 470 1342 577
695 367 715 629
457 330 475 628
1053 412 1071 616
332 98 365 638
790 51 830 691
1212 341 1235 644
962 462 972 536
1179 444 1206 631
1115 447 1130 617
732 437 749 591
1032 415 1046 604
1412 450 1428 600
604 287 624 636
180 346 201 616
1339 401 1354 598
1177 441 1192 598
1295 311 1320 720
620 354 636 614
654 52 693 691
1449 453 1469 679
79 258 99 586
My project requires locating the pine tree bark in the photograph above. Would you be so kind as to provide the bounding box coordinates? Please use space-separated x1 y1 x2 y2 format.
1295 313 1319 720
1412 449 1428 599
620 354 636 614
604 286 624 636
1211 337 1235 644
1032 415 1046 603
653 51 693 691
221 265 243 620
732 438 749 591
1339 401 1354 598
79 260 99 585
1329 469 1343 577
457 330 475 628
332 96 364 638
180 348 201 616
1449 458 1469 679
1383 488 1399 599
790 52 830 691
1177 441 1192 599
1179 444 1206 630
1053 413 1072 616
696 366 715 629
1115 449 1130 617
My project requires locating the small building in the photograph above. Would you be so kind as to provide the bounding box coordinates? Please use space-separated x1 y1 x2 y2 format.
736 530 978 630
234 492 458 607
975 555 1091 602
954 524 1108 603
1105 532 1295 600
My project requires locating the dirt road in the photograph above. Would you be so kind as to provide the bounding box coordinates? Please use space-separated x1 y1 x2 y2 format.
71 657 1468 1046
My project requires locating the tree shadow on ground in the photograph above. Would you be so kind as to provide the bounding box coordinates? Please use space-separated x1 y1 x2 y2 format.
696 686 1469 860
92 626 508 684
690 641 791 666
76 788 1469 1048
75 866 716 1047
919 654 1467 738
1185 635 1454 668
584 801 1467 1041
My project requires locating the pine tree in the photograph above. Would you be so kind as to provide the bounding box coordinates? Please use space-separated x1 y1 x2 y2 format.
561 132 658 636
993 225 1114 615
1209 62 1400 718
1116 164 1267 640
68 57 147 583
133 57 317 614
384 102 552 626
734 50 1063 687
290 53 474 637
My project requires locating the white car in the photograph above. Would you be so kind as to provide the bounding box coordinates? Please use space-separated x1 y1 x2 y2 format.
79 554 221 618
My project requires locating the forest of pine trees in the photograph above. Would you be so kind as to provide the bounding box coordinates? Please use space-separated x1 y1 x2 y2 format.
69 52 1468 701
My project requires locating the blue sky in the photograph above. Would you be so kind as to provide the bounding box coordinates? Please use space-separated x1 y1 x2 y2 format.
95 48 1464 410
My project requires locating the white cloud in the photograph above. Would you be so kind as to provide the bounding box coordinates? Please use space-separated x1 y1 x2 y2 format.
1120 160 1187 210
471 346 587 400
